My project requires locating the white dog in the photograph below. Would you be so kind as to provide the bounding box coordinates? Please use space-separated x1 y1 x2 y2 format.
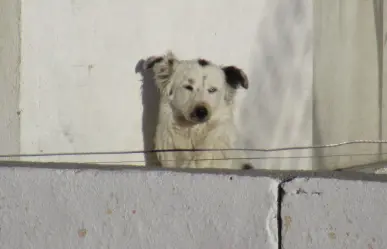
145 51 252 170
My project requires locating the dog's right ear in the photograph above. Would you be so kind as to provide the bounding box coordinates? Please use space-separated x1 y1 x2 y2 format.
144 51 178 95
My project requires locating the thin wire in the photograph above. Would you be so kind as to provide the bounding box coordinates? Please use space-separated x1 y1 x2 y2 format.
1 139 387 158
93 151 387 165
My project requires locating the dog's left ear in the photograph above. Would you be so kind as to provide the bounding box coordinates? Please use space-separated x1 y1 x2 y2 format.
222 66 249 89
144 51 179 95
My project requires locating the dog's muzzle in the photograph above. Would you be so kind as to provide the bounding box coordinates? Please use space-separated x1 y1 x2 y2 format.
190 105 210 123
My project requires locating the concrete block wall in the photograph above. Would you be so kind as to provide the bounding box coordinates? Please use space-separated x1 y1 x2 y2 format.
1 161 387 249
281 176 387 249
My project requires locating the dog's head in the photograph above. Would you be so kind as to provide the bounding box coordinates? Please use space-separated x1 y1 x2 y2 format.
145 51 248 124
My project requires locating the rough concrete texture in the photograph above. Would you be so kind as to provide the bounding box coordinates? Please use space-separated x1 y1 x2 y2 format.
2 162 387 248
0 166 279 249
281 177 387 249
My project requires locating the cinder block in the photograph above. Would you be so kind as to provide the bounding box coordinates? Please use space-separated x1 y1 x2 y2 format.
0 166 279 249
281 177 387 249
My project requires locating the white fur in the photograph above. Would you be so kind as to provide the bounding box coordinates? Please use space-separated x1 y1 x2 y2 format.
146 51 251 169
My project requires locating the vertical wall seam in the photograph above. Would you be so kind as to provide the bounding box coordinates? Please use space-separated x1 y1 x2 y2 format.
0 0 21 158
374 0 384 161
311 0 319 169
277 177 296 249
17 0 21 158
277 183 285 249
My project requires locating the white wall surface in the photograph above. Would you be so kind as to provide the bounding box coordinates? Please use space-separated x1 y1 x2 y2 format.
240 0 313 170
0 0 20 157
1 162 387 249
17 0 313 169
313 0 385 170
8 0 385 171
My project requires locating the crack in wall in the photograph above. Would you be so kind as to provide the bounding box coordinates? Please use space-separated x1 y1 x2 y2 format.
277 177 297 249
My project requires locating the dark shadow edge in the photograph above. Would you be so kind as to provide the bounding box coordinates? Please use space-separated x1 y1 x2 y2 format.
1 160 387 182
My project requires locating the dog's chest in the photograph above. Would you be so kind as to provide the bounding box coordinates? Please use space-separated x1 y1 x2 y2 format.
171 122 216 149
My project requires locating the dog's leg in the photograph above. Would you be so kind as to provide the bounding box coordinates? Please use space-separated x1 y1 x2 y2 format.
193 150 231 169
155 128 196 168
193 134 253 170
193 135 235 169
154 128 178 168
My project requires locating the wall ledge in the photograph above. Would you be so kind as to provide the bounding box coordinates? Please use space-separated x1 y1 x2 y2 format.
1 161 387 248
1 160 387 182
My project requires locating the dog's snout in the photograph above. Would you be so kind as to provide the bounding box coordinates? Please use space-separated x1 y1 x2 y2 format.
195 107 208 119
191 105 209 122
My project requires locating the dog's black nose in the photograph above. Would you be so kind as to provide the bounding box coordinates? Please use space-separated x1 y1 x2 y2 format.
192 106 208 121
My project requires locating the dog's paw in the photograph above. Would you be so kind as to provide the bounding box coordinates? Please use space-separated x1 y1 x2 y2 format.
241 163 253 170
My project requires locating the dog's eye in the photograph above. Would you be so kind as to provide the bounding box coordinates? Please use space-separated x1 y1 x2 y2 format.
184 85 193 91
208 87 217 93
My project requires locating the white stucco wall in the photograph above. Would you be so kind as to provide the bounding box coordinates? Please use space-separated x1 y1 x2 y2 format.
1 162 387 249
16 0 313 169
240 0 313 170
313 0 385 170
0 0 20 157
3 0 385 172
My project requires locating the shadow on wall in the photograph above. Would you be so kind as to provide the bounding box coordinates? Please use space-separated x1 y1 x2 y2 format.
135 59 161 167
240 0 313 170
